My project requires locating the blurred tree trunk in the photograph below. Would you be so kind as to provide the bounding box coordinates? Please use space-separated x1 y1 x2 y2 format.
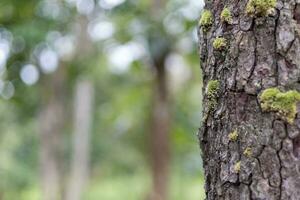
148 0 171 199
198 1 300 199
65 80 94 200
149 62 170 200
39 66 66 200
64 14 94 200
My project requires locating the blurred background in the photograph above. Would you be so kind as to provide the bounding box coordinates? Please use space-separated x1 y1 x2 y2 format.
0 0 204 199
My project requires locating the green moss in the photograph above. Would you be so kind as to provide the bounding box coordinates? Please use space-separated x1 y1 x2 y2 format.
243 147 252 157
213 37 226 50
234 161 241 173
228 130 238 141
221 7 232 24
206 80 220 110
199 10 213 30
260 88 300 124
246 0 276 16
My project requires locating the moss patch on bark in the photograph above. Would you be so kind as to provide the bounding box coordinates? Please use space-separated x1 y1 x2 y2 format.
243 147 252 157
234 161 241 173
199 10 213 31
246 0 276 17
221 7 232 24
213 37 226 50
260 88 300 124
206 80 220 110
228 130 238 141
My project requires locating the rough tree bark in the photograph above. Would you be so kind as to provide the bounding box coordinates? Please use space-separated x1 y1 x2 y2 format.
198 0 300 199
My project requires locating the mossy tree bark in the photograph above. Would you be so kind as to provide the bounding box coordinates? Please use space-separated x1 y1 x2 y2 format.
198 0 300 199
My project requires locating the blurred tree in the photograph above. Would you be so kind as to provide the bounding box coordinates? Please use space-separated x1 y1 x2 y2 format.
0 1 204 200
66 14 95 200
38 65 67 200
147 1 172 198
66 79 94 200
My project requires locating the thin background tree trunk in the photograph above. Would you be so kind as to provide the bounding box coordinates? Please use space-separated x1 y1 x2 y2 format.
65 14 94 200
198 0 300 199
147 1 171 199
66 80 94 200
149 62 171 200
39 66 66 200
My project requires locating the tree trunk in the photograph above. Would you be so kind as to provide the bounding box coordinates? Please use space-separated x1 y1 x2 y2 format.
147 1 171 198
198 1 300 199
149 63 171 200
39 66 66 200
64 15 94 199
66 80 94 200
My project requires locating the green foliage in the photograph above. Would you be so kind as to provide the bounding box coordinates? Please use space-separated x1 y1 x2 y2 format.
228 130 238 141
84 169 205 200
206 80 220 110
221 7 232 24
199 10 213 30
246 0 276 16
213 37 226 50
260 88 300 124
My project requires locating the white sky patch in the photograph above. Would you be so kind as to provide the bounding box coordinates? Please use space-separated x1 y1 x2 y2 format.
39 48 59 74
114 115 132 135
163 14 185 35
39 0 64 19
0 39 10 70
98 0 126 9
192 27 198 43
0 80 4 93
53 35 76 60
128 20 145 35
1 81 14 100
179 0 205 20
12 37 25 53
76 0 95 15
20 64 40 86
88 20 115 41
165 53 191 90
46 31 61 43
108 42 145 74
176 36 194 54
0 49 7 69
45 31 75 60
65 0 77 5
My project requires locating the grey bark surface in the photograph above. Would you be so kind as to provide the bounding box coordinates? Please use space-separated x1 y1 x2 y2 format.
198 0 300 199
39 66 67 200
66 80 94 200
